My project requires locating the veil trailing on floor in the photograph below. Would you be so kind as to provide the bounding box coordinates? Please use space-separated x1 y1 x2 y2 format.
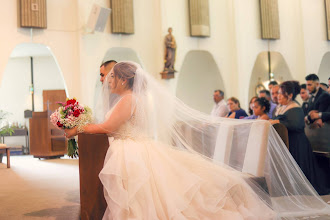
99 61 330 219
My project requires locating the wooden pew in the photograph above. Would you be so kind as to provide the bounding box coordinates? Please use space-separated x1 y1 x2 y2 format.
305 122 330 167
272 123 289 150
0 144 10 168
305 122 330 153
78 133 109 220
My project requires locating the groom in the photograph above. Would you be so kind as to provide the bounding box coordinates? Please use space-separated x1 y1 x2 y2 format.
94 60 117 123
100 60 117 83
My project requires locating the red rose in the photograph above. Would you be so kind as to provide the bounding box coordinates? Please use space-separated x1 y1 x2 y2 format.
57 121 64 127
73 109 80 117
66 99 76 105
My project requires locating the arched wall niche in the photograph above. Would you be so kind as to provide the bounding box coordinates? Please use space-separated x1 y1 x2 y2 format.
176 50 225 114
102 47 144 67
248 51 293 102
93 47 143 110
0 43 68 125
318 52 330 83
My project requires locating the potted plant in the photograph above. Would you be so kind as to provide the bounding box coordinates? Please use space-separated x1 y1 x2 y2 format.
0 110 14 163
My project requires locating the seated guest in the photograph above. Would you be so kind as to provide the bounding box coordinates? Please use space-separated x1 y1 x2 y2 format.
305 74 330 124
271 85 279 105
210 90 229 117
258 90 277 119
253 97 270 120
244 96 258 119
271 85 280 118
268 80 278 91
309 77 330 126
300 84 309 116
270 80 329 195
309 93 330 126
226 97 248 119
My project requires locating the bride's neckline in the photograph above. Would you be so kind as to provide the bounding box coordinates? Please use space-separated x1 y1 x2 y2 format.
119 91 133 97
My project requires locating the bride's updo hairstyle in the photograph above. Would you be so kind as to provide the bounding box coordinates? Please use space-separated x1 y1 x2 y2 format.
113 62 137 90
279 81 300 101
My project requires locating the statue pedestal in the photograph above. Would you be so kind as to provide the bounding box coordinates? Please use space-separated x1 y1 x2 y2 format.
160 70 175 79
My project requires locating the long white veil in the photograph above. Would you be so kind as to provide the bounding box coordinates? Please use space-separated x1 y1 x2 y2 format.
99 61 330 219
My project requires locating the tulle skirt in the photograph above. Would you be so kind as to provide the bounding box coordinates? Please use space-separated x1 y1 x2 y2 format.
99 137 275 220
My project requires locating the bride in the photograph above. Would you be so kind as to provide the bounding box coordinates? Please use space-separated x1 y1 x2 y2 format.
65 61 330 219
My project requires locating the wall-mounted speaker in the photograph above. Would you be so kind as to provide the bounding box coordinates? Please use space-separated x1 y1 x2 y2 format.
86 4 111 32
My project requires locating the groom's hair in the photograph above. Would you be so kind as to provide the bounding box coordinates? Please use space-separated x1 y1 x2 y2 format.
100 60 117 68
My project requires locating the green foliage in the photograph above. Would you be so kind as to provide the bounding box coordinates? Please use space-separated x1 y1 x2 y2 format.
67 138 78 158
0 110 14 142
0 126 14 136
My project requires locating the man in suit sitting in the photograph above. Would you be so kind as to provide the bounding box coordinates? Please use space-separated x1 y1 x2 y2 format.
305 74 330 125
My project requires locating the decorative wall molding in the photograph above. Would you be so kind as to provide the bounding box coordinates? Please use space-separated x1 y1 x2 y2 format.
260 0 280 39
188 0 210 37
325 0 330 40
111 0 134 34
19 0 47 28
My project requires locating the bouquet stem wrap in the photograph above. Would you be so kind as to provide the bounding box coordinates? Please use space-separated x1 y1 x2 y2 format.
68 138 78 158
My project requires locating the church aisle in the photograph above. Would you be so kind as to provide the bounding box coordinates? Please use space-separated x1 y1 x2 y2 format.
0 155 80 220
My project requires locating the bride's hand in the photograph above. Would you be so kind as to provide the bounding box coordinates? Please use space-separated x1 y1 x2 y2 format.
65 127 78 138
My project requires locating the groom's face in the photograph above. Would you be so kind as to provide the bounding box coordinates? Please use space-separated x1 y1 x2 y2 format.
100 65 107 83
100 62 116 84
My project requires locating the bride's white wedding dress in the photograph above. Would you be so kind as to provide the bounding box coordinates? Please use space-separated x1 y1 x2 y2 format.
99 110 275 220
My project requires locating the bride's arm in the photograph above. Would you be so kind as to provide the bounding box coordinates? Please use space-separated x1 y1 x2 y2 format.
65 95 133 138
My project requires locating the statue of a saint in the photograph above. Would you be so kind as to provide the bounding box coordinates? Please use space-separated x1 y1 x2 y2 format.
164 27 176 72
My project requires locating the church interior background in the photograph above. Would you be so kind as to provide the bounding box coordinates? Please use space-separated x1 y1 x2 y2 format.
0 0 330 219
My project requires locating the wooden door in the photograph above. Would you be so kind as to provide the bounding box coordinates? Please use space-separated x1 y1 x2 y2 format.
43 90 67 112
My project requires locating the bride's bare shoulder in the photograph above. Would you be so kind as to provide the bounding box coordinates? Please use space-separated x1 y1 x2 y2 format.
120 93 133 104
114 94 133 111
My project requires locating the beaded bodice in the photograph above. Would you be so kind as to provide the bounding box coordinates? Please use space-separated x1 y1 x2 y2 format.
105 110 141 140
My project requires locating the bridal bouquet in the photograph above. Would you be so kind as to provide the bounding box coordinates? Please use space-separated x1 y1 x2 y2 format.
50 98 92 158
